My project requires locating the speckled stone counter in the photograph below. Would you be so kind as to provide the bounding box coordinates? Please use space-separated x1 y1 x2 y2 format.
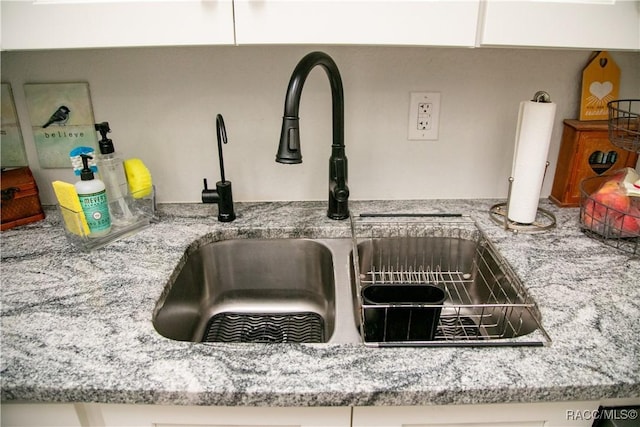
1 199 639 406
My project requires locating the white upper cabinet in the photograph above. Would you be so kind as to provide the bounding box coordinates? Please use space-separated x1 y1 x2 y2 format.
479 0 640 50
233 0 481 47
0 0 235 50
2 0 637 50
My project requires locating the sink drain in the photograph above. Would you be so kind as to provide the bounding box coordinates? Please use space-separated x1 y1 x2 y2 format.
203 312 325 343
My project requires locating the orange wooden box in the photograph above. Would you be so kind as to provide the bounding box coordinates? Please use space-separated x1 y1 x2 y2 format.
550 119 639 207
1 167 45 230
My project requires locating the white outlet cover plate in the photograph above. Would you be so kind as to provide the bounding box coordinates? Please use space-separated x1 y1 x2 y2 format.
408 92 440 140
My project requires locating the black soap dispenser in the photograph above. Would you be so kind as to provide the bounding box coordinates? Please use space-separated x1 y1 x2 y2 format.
202 114 236 222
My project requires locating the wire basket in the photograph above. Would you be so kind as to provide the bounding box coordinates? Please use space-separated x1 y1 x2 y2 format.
579 175 640 256
351 215 551 347
608 99 640 153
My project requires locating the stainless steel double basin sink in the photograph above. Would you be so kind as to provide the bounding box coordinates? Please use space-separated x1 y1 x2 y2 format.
153 220 549 346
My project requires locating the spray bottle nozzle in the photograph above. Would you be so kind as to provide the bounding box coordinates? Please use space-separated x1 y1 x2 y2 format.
95 122 115 155
95 122 111 139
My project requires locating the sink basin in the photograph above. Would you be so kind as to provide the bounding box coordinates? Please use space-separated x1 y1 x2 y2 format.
153 217 549 347
153 238 359 344
350 217 551 346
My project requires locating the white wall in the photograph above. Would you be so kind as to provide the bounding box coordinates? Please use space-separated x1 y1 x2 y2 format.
2 46 639 205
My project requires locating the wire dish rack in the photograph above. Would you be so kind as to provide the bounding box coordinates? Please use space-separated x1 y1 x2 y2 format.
351 215 551 347
608 99 640 153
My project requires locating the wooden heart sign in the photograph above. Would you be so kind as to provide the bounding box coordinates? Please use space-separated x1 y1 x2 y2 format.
580 51 620 121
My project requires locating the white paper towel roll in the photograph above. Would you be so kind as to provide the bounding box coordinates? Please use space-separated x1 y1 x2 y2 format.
507 99 557 224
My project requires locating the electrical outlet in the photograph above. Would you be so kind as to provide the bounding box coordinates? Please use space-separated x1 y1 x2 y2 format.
408 92 440 140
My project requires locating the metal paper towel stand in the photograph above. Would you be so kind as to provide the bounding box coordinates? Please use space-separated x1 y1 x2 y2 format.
489 91 557 233
489 171 557 233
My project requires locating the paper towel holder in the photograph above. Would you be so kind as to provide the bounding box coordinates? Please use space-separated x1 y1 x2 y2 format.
489 90 556 233
489 163 557 233
532 91 552 103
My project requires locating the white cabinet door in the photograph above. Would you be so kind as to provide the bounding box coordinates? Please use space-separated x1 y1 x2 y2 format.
1 403 83 427
234 0 480 47
1 403 351 427
93 404 351 427
352 401 601 427
479 0 640 50
0 0 235 50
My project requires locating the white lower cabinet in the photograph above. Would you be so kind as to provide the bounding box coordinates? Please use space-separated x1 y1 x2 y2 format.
351 401 602 427
1 403 83 427
2 400 636 427
2 403 351 427
85 404 350 427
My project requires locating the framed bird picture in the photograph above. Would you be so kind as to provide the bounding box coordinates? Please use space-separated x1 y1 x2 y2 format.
1 83 29 168
24 82 98 168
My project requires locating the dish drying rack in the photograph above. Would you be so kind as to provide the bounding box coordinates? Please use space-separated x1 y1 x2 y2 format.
351 215 551 347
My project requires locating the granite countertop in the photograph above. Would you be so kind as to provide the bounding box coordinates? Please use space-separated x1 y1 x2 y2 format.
1 199 639 406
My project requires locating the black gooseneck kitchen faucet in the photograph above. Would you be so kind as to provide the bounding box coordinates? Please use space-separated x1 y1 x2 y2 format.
202 114 236 222
276 51 350 220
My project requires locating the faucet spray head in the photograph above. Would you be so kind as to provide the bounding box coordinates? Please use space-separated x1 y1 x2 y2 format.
276 116 302 164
